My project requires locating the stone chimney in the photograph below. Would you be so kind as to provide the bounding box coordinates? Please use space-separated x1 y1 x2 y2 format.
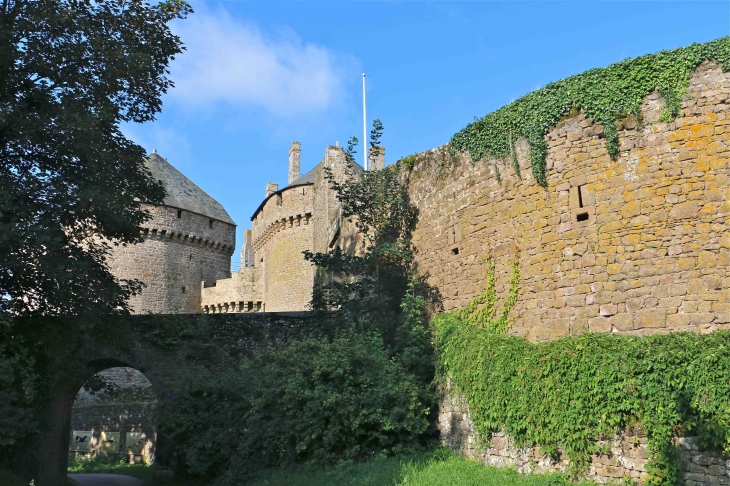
288 141 301 184
369 146 385 171
241 230 253 267
266 182 278 197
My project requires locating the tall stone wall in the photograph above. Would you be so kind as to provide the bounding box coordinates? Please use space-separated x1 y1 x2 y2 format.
406 60 730 341
404 60 730 483
251 185 314 311
110 204 235 314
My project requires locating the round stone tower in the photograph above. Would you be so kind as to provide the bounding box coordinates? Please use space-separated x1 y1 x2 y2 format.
109 152 236 314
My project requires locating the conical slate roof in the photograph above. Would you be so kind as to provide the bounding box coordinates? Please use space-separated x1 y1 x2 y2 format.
145 152 235 225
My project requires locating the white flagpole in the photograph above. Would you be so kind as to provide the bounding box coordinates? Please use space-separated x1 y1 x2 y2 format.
362 73 368 171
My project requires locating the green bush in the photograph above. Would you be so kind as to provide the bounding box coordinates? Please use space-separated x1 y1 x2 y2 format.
158 328 433 484
434 313 730 485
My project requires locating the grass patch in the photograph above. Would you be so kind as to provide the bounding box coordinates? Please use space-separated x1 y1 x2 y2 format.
67 454 153 483
248 449 597 486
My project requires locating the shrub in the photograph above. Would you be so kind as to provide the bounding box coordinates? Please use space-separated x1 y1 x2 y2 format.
159 328 433 484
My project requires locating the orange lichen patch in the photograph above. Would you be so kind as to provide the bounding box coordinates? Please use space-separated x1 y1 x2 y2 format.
689 123 714 139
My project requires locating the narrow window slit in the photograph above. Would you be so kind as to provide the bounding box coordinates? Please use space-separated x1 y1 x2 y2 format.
577 185 584 208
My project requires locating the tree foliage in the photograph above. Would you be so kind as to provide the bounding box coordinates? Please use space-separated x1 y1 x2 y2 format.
304 120 418 318
158 329 432 485
0 0 191 317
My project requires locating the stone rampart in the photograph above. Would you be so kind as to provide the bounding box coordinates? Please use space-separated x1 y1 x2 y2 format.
201 266 263 313
403 60 730 484
406 60 730 341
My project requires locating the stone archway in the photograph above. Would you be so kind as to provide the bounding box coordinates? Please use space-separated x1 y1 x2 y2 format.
15 311 317 486
28 344 189 486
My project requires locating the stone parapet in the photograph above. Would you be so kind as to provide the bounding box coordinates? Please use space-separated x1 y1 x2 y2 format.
201 267 263 313
110 203 235 314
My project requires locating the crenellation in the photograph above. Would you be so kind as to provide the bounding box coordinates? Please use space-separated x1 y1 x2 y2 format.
207 145 367 313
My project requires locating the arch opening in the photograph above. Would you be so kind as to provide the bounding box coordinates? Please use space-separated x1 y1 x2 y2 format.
69 367 157 466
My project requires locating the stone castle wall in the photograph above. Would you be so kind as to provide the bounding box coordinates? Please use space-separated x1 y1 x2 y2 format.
406 61 730 341
252 184 314 312
311 146 364 257
403 61 730 484
201 266 262 313
110 204 235 314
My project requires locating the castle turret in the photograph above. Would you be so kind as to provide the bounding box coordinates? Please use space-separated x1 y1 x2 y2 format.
288 141 301 184
108 152 236 314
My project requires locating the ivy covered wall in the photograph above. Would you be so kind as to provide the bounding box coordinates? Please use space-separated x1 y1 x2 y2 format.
403 45 730 340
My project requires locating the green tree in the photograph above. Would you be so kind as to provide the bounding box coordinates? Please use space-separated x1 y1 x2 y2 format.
304 120 418 319
304 119 435 409
0 0 191 318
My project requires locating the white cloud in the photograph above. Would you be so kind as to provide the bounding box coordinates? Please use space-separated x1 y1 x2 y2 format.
169 8 352 116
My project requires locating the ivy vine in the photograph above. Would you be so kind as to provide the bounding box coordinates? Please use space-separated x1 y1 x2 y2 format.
434 317 730 485
454 254 519 334
450 36 730 186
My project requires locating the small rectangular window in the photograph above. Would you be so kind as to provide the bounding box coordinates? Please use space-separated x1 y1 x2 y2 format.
209 219 213 229
181 286 186 294
177 210 182 218
576 212 589 222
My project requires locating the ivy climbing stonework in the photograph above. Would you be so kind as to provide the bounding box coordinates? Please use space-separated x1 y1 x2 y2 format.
399 41 730 484
405 58 730 340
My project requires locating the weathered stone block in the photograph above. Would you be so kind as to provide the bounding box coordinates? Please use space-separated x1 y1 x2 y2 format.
634 309 667 329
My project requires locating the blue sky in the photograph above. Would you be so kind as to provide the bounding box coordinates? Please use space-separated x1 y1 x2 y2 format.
123 1 729 268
